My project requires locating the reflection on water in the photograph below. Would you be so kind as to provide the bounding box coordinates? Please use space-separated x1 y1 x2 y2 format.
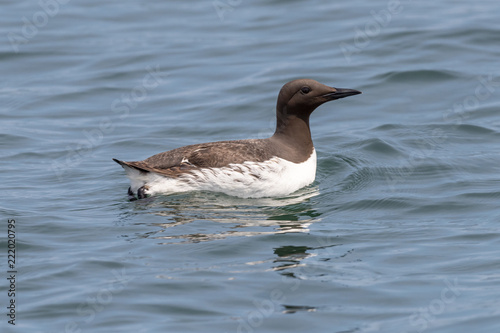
272 245 314 272
125 185 322 244
282 304 317 314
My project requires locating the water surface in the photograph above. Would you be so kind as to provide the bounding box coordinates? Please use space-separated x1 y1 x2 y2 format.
1 0 500 332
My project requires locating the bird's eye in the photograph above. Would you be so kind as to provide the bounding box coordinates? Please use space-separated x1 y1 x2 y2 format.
300 86 311 94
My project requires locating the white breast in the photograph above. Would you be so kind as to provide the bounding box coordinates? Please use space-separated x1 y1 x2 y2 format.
126 149 317 198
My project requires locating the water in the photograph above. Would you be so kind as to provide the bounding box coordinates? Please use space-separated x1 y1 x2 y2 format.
1 0 500 332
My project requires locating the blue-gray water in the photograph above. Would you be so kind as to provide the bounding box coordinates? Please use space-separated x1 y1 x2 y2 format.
2 0 500 332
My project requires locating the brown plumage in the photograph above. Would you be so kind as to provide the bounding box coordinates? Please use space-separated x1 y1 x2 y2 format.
113 139 277 177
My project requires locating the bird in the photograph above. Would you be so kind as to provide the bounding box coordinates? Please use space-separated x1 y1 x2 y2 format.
113 79 361 200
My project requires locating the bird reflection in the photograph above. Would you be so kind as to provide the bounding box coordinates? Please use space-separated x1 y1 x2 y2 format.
271 245 314 272
124 185 321 244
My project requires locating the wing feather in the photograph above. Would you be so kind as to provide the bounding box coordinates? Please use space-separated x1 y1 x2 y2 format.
114 139 277 177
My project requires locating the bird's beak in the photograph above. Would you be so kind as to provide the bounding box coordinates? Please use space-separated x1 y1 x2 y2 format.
322 88 362 101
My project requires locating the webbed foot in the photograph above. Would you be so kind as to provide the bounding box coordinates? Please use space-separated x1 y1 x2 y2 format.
137 185 150 199
128 187 137 201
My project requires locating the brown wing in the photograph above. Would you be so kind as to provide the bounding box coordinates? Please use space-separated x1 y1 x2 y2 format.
113 139 277 177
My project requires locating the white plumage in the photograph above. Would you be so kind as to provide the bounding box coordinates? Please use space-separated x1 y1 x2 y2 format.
122 150 317 198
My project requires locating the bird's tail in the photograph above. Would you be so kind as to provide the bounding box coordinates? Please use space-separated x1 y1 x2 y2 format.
112 158 150 174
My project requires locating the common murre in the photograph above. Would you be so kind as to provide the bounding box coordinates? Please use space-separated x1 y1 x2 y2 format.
113 79 361 200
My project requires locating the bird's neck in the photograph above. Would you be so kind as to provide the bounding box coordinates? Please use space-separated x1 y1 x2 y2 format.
272 112 314 153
